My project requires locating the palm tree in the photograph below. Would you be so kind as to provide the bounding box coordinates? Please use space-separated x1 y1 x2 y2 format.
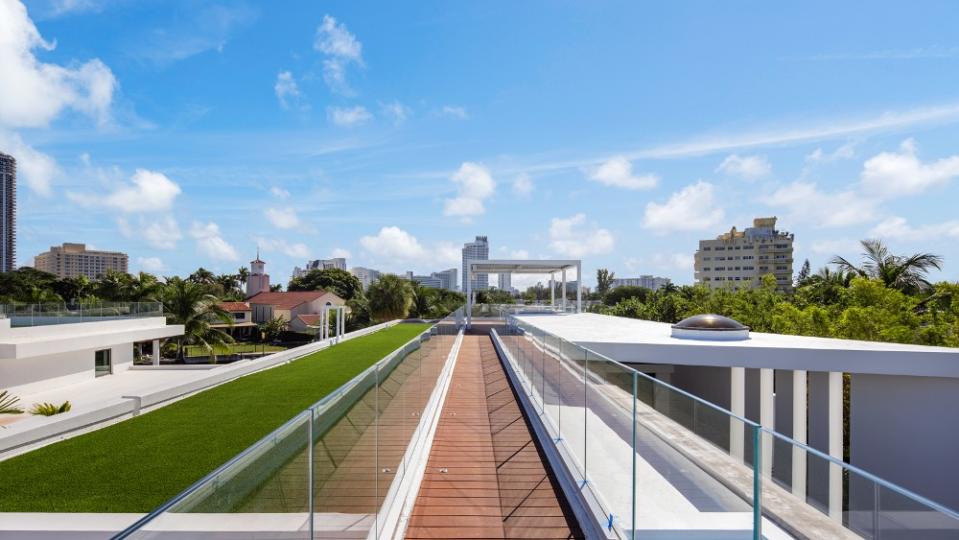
831 239 943 294
128 272 162 302
188 268 216 286
367 275 413 322
237 266 250 286
162 277 234 362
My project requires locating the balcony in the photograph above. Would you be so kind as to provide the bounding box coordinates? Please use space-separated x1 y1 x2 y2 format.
0 302 163 327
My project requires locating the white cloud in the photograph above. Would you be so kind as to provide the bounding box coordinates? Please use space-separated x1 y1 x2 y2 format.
328 105 372 127
190 221 238 261
626 253 693 272
443 162 496 220
764 181 878 228
512 173 533 196
510 249 530 259
869 216 959 241
314 15 363 94
133 4 257 64
806 142 857 163
809 238 861 255
264 207 300 229
358 227 459 269
643 181 724 232
716 154 771 180
548 214 615 257
380 100 411 125
117 215 181 250
331 247 352 259
137 256 166 273
69 168 181 212
0 0 117 128
360 226 427 261
270 186 290 199
274 71 303 109
588 156 658 190
254 236 311 259
440 105 468 120
860 139 959 198
0 130 58 196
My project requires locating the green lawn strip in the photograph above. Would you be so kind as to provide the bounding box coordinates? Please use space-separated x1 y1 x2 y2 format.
0 323 430 513
183 343 286 356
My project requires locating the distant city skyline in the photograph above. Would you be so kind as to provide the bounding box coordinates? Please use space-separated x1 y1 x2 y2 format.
4 1 959 287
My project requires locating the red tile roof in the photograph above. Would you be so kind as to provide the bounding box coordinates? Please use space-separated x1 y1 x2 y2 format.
246 290 332 309
219 301 251 312
296 314 323 326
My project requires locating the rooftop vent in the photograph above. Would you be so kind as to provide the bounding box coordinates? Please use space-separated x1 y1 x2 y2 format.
671 314 750 341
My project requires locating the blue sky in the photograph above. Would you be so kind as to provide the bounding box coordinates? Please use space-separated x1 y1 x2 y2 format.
4 0 959 288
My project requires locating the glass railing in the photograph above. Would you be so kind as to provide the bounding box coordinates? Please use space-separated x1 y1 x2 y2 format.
498 316 959 540
114 309 463 539
0 302 164 327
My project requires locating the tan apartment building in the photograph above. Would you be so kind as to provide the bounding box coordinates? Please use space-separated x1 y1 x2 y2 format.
33 243 129 279
694 217 794 292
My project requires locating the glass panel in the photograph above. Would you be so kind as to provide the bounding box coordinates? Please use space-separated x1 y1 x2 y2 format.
94 349 111 377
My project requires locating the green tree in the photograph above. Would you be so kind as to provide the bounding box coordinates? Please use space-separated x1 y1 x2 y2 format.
258 317 288 342
605 285 650 306
596 268 615 298
188 268 217 286
288 268 362 300
161 278 234 362
367 275 413 322
237 266 249 286
831 239 943 294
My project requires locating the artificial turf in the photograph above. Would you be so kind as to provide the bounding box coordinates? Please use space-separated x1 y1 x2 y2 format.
0 323 430 513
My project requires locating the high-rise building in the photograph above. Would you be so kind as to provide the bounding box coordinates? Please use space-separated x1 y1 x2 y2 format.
0 152 15 273
292 257 347 279
33 243 128 279
497 272 511 291
350 266 381 290
246 253 270 297
434 268 457 291
461 236 489 293
410 274 443 289
610 275 672 291
694 216 794 292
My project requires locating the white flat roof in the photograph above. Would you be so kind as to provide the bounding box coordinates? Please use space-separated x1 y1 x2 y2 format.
468 259 579 274
516 313 959 378
0 318 183 359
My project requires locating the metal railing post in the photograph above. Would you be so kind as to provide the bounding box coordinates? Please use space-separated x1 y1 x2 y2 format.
308 407 314 538
753 426 762 540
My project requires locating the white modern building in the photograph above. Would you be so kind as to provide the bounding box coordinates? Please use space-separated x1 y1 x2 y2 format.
462 236 489 293
433 268 457 291
0 305 183 396
497 271 512 292
611 275 671 291
694 216 794 292
350 266 381 290
291 257 347 279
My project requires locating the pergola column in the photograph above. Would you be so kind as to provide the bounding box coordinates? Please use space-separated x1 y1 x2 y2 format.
760 368 774 477
466 268 472 327
575 262 582 313
561 269 567 312
152 339 161 366
792 370 807 497
828 371 843 521
730 366 745 460
549 273 555 307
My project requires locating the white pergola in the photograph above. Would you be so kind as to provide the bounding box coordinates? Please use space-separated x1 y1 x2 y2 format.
466 259 581 326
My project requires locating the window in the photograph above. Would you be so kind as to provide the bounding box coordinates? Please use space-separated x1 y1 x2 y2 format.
95 349 112 377
715 246 726 251
703 247 711 251
775 243 790 248
703 267 711 271
233 312 245 320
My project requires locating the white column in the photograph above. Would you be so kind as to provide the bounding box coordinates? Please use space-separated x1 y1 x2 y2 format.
730 366 745 460
575 262 582 313
561 269 567 312
792 370 807 497
828 371 843 521
466 269 472 327
760 368 774 478
549 273 555 307
339 307 345 341
152 339 161 366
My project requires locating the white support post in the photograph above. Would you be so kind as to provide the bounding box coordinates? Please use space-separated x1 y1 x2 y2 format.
730 366 745 460
760 368 774 478
828 371 843 521
792 370 807 497
561 269 567 312
466 268 472 328
152 339 161 366
549 273 555 307
575 262 582 313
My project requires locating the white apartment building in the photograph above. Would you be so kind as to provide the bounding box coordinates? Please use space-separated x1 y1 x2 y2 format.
33 243 128 279
497 272 512 292
291 257 347 279
350 266 381 290
610 275 672 291
694 216 794 292
434 268 457 291
462 236 489 293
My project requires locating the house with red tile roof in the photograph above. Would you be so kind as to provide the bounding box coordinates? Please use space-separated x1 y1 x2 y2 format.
246 290 346 333
214 301 255 338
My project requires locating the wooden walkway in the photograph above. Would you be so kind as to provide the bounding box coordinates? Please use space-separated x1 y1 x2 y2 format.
407 334 582 540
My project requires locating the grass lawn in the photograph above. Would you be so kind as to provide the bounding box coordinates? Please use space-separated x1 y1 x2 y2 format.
183 342 287 356
0 323 430 513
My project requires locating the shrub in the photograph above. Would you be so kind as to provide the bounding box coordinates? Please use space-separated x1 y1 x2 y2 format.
0 391 23 415
30 401 72 416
